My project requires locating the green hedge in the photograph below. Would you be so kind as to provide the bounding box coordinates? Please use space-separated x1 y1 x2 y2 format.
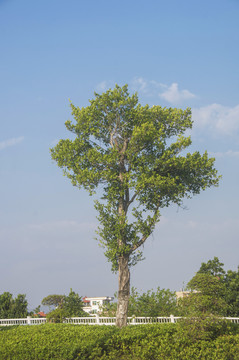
0 323 238 359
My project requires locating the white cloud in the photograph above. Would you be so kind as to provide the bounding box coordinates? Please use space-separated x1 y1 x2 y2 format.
0 136 24 150
95 81 116 92
192 104 239 135
131 77 196 104
131 77 152 94
209 150 239 158
159 83 196 104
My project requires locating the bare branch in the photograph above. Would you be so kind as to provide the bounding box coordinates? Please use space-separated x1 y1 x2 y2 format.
130 235 148 252
127 192 137 208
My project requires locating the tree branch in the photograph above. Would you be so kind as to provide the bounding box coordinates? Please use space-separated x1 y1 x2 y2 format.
130 234 148 252
129 200 161 253
110 125 118 149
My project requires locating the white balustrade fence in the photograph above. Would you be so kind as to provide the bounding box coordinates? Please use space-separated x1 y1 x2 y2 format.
0 316 238 327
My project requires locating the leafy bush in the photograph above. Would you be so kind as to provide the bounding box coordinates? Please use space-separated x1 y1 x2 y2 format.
46 308 68 323
177 315 234 342
0 323 238 359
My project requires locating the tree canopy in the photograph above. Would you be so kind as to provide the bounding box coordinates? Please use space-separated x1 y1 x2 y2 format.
195 257 239 317
178 257 239 318
41 294 64 309
50 84 220 327
197 257 225 278
43 289 86 322
102 287 177 317
0 292 28 319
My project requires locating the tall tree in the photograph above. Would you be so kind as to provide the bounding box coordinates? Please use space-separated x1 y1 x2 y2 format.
50 85 220 327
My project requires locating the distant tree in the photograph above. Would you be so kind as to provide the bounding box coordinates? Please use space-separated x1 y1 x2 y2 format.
41 294 64 311
63 288 85 317
32 305 41 315
0 292 28 318
128 287 177 317
225 267 239 317
195 257 239 317
0 292 13 318
101 287 177 317
51 85 220 327
178 272 231 342
45 289 85 322
12 294 28 318
197 256 225 278
179 273 228 316
46 308 67 323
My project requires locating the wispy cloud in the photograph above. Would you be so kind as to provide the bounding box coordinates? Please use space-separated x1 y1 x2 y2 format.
131 77 164 96
95 78 239 137
131 77 196 104
159 83 196 104
95 80 116 92
0 136 24 151
95 81 108 92
209 150 239 158
192 104 239 135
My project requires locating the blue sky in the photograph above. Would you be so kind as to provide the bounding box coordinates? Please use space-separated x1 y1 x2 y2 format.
0 0 239 310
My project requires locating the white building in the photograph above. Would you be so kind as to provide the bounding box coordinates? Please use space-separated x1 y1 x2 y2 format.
82 296 114 314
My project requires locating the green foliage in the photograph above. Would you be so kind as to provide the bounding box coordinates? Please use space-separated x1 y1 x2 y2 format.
45 289 86 321
32 305 41 315
0 292 28 319
63 288 86 317
194 257 239 317
0 323 238 359
101 287 177 317
179 273 228 316
178 315 233 342
46 308 68 323
50 84 220 272
177 260 238 344
41 294 64 309
128 287 178 317
225 267 239 317
197 256 226 278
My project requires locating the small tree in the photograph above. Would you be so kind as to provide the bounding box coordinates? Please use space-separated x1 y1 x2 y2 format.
0 292 28 318
179 273 228 316
51 85 220 327
128 287 177 317
44 289 85 322
101 287 177 317
63 288 85 317
178 272 229 341
41 294 64 312
196 257 239 317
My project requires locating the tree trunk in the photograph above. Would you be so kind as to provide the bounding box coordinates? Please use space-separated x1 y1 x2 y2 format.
115 256 130 328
